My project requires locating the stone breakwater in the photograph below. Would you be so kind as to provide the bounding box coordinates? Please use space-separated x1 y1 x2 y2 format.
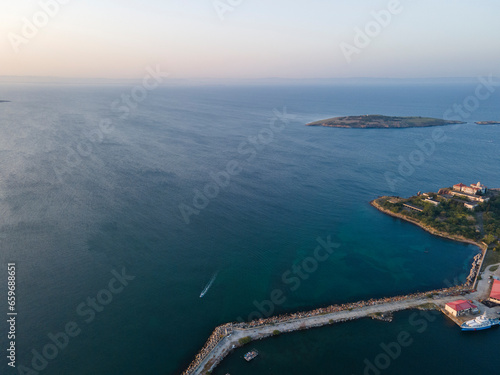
181 285 471 375
467 253 482 285
181 323 234 374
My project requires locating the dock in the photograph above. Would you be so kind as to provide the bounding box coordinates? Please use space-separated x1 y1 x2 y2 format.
181 286 478 375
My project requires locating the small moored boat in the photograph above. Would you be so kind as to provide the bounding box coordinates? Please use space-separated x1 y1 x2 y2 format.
244 349 259 361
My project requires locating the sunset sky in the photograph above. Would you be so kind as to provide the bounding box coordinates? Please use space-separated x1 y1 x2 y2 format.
1 0 499 80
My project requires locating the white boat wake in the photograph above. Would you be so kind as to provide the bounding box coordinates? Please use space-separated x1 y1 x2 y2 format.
200 272 218 298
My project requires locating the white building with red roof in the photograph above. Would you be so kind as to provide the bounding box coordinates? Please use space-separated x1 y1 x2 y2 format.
453 181 488 196
489 279 500 304
453 183 467 191
445 300 478 317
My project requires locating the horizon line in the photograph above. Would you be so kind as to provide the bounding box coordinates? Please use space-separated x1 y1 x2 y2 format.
0 75 493 86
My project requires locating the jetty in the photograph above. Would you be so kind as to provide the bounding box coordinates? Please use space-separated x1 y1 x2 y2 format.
182 261 500 375
181 283 490 375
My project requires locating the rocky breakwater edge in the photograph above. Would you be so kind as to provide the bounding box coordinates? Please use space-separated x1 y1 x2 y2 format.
180 285 473 375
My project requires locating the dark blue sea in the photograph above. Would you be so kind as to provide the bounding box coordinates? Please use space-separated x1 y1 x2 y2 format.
0 83 499 374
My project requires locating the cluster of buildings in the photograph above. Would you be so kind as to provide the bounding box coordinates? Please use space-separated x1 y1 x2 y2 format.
450 182 490 207
453 182 487 196
406 181 490 212
433 181 490 210
445 279 500 317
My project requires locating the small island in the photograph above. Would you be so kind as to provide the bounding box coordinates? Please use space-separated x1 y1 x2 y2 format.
475 121 500 125
306 114 465 128
0 100 10 103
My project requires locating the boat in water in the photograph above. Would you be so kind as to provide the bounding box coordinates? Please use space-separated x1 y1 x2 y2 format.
461 313 500 331
244 349 259 362
199 271 218 298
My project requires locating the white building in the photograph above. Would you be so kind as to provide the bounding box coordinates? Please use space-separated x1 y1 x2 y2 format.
464 202 479 210
424 198 440 206
445 300 477 317
471 181 487 194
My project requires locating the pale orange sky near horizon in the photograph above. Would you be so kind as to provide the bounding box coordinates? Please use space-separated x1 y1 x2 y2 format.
1 0 500 80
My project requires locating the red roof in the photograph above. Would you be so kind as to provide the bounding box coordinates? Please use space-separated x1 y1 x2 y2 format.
446 300 477 311
490 279 500 300
454 183 467 188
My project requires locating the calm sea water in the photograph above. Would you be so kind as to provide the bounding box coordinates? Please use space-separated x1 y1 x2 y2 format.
0 83 499 374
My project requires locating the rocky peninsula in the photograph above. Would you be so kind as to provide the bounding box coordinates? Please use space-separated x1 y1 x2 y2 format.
306 115 465 128
371 183 500 254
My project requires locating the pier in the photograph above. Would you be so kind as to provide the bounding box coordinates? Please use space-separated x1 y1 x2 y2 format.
181 285 485 375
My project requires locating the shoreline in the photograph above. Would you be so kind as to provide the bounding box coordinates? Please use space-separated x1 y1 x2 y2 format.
369 197 487 253
306 122 464 129
370 197 488 289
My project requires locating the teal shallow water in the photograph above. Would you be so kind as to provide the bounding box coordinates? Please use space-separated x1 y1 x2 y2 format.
0 84 499 374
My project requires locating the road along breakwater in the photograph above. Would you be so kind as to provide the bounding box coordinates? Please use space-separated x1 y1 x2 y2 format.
181 285 474 375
